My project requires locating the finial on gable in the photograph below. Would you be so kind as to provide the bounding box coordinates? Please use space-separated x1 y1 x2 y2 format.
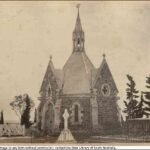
50 54 52 61
103 53 106 59
76 3 80 10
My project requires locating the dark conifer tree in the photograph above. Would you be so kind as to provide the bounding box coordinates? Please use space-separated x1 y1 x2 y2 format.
34 108 37 123
0 110 4 124
134 92 145 118
142 75 150 118
21 94 32 128
123 75 139 119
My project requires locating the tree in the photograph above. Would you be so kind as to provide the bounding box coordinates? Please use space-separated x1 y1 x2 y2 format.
133 92 145 118
123 75 139 119
0 110 4 124
10 94 34 128
21 94 34 128
142 75 150 118
10 95 23 119
34 108 37 123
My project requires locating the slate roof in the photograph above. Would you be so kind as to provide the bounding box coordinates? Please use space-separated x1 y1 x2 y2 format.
62 51 96 94
39 53 118 95
40 60 63 93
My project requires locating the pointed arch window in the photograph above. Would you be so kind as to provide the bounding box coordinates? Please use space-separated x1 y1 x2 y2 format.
48 87 51 96
74 105 79 122
77 38 80 47
70 102 83 125
47 83 52 97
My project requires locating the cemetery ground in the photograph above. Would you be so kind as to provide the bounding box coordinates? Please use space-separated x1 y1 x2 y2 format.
0 135 150 143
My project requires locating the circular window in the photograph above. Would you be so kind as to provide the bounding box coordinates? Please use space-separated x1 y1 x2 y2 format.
101 83 110 97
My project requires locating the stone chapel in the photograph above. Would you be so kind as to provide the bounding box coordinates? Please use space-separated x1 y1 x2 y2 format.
37 7 122 136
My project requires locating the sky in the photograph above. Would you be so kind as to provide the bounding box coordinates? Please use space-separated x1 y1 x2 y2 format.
0 1 150 122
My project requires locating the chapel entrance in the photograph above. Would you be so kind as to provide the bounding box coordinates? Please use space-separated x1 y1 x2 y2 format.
44 102 55 135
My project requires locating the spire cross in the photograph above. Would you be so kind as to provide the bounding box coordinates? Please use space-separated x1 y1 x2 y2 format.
103 53 106 59
49 55 52 60
76 4 80 10
76 4 80 15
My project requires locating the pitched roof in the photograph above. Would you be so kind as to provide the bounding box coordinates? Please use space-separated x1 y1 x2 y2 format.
39 54 118 95
93 56 118 93
62 51 95 94
40 51 98 95
39 59 63 93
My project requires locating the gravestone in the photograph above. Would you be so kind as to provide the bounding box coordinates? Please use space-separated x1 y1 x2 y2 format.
57 109 76 143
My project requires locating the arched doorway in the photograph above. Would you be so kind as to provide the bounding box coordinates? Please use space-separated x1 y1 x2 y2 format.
41 101 55 135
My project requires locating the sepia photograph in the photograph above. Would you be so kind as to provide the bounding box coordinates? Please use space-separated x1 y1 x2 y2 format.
0 1 149 146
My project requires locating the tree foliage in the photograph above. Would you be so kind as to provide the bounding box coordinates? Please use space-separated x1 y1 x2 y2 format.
0 110 4 124
34 108 37 123
10 95 24 119
10 94 34 128
133 92 145 118
142 75 150 118
123 75 139 119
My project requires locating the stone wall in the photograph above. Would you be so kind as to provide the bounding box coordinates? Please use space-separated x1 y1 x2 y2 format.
94 59 122 135
37 67 60 132
126 119 150 137
60 96 91 134
97 98 121 134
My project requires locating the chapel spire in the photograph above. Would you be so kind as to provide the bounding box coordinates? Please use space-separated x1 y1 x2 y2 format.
74 4 82 31
72 4 85 52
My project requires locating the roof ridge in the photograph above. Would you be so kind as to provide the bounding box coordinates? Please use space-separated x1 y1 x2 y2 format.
82 54 94 88
81 52 88 74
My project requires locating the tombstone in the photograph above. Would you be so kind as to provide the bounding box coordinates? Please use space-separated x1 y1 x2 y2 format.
57 109 76 143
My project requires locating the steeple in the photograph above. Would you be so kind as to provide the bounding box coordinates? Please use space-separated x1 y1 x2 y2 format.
73 4 85 52
74 4 82 31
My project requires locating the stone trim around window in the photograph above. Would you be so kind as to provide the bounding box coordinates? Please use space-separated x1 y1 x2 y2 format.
101 83 110 97
70 102 83 125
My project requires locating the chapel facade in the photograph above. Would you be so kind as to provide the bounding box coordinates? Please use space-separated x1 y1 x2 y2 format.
37 7 122 136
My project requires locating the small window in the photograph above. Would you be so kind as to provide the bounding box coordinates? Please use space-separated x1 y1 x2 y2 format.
48 87 51 96
77 38 80 47
101 83 110 97
74 105 79 122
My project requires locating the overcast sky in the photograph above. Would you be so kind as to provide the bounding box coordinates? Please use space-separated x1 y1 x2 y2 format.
0 1 150 122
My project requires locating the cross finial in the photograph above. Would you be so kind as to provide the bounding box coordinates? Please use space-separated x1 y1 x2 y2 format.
49 55 52 61
76 4 80 15
76 4 80 10
103 53 106 59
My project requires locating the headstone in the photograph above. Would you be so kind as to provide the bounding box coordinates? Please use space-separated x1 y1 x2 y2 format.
63 109 69 130
57 109 76 143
